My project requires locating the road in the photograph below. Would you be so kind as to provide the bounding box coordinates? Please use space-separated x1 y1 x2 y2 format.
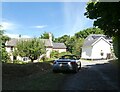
60 59 119 90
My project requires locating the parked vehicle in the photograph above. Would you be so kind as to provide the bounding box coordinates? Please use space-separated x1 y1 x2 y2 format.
52 55 81 73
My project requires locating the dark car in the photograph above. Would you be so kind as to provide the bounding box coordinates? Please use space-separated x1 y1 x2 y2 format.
52 55 81 73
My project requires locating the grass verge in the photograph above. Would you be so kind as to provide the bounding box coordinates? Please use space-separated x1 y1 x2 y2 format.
2 62 67 90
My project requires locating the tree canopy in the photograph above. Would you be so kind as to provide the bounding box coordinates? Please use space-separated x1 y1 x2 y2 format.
0 25 10 63
16 38 46 62
75 27 104 39
84 2 120 37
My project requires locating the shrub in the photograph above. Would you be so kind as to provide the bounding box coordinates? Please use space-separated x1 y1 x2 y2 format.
50 51 59 59
59 51 72 57
13 60 28 64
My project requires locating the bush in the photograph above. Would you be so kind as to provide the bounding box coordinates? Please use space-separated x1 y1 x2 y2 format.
50 51 59 59
1 48 11 63
13 60 28 64
50 51 72 59
59 52 72 57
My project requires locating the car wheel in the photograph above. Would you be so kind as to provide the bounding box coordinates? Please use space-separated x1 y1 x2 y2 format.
78 63 81 70
78 65 81 70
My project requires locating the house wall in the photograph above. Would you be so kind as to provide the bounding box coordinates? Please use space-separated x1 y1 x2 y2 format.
6 46 13 61
81 46 92 59
91 39 111 59
46 47 53 58
53 48 66 53
5 46 13 53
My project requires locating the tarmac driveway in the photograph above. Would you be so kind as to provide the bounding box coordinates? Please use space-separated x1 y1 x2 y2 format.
60 59 119 90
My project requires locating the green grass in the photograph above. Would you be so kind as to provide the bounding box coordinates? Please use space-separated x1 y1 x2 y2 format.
19 72 66 90
3 71 67 90
2 62 67 90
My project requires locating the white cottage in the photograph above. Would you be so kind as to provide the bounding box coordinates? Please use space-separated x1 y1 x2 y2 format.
81 34 113 60
5 33 66 62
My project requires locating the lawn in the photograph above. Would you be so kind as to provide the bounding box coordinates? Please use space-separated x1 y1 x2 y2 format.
2 62 67 90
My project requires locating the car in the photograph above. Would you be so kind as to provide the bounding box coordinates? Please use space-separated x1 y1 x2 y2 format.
52 55 81 73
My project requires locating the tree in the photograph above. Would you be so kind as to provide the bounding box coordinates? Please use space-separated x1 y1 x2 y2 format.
84 2 120 61
16 38 46 62
1 48 10 63
0 25 10 63
40 32 49 39
85 2 120 36
75 27 104 39
72 38 84 57
39 32 55 41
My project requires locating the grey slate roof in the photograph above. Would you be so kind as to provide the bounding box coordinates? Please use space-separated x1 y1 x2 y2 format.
41 39 53 47
5 38 66 49
83 34 111 47
6 38 53 47
53 43 66 49
6 38 18 46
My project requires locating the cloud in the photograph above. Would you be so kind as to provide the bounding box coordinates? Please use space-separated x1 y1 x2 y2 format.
33 25 47 29
4 33 31 38
1 21 16 30
63 2 93 36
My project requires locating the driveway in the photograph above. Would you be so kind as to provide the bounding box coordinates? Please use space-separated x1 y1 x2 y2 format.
60 59 119 90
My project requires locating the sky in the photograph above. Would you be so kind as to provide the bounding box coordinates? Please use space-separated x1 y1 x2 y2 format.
2 2 94 38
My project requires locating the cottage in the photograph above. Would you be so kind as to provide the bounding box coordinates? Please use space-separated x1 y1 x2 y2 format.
5 33 66 62
81 34 113 60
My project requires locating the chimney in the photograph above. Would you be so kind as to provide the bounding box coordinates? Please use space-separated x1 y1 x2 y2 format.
18 34 21 41
19 34 21 38
49 33 52 42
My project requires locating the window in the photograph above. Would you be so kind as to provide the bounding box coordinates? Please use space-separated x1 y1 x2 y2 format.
23 57 28 61
100 50 104 56
11 47 13 51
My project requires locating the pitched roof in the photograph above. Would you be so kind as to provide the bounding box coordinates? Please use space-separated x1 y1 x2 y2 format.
83 34 111 47
5 38 67 49
53 43 66 49
5 38 53 47
5 38 18 46
41 39 53 47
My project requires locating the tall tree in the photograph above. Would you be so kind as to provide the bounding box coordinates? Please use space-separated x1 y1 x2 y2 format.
72 38 84 57
16 38 46 62
0 25 10 63
84 2 120 62
75 27 104 39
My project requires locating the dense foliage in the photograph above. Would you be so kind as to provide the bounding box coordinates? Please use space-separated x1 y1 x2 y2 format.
0 25 10 63
85 2 120 36
75 27 104 39
39 32 55 41
50 50 71 59
16 38 46 62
